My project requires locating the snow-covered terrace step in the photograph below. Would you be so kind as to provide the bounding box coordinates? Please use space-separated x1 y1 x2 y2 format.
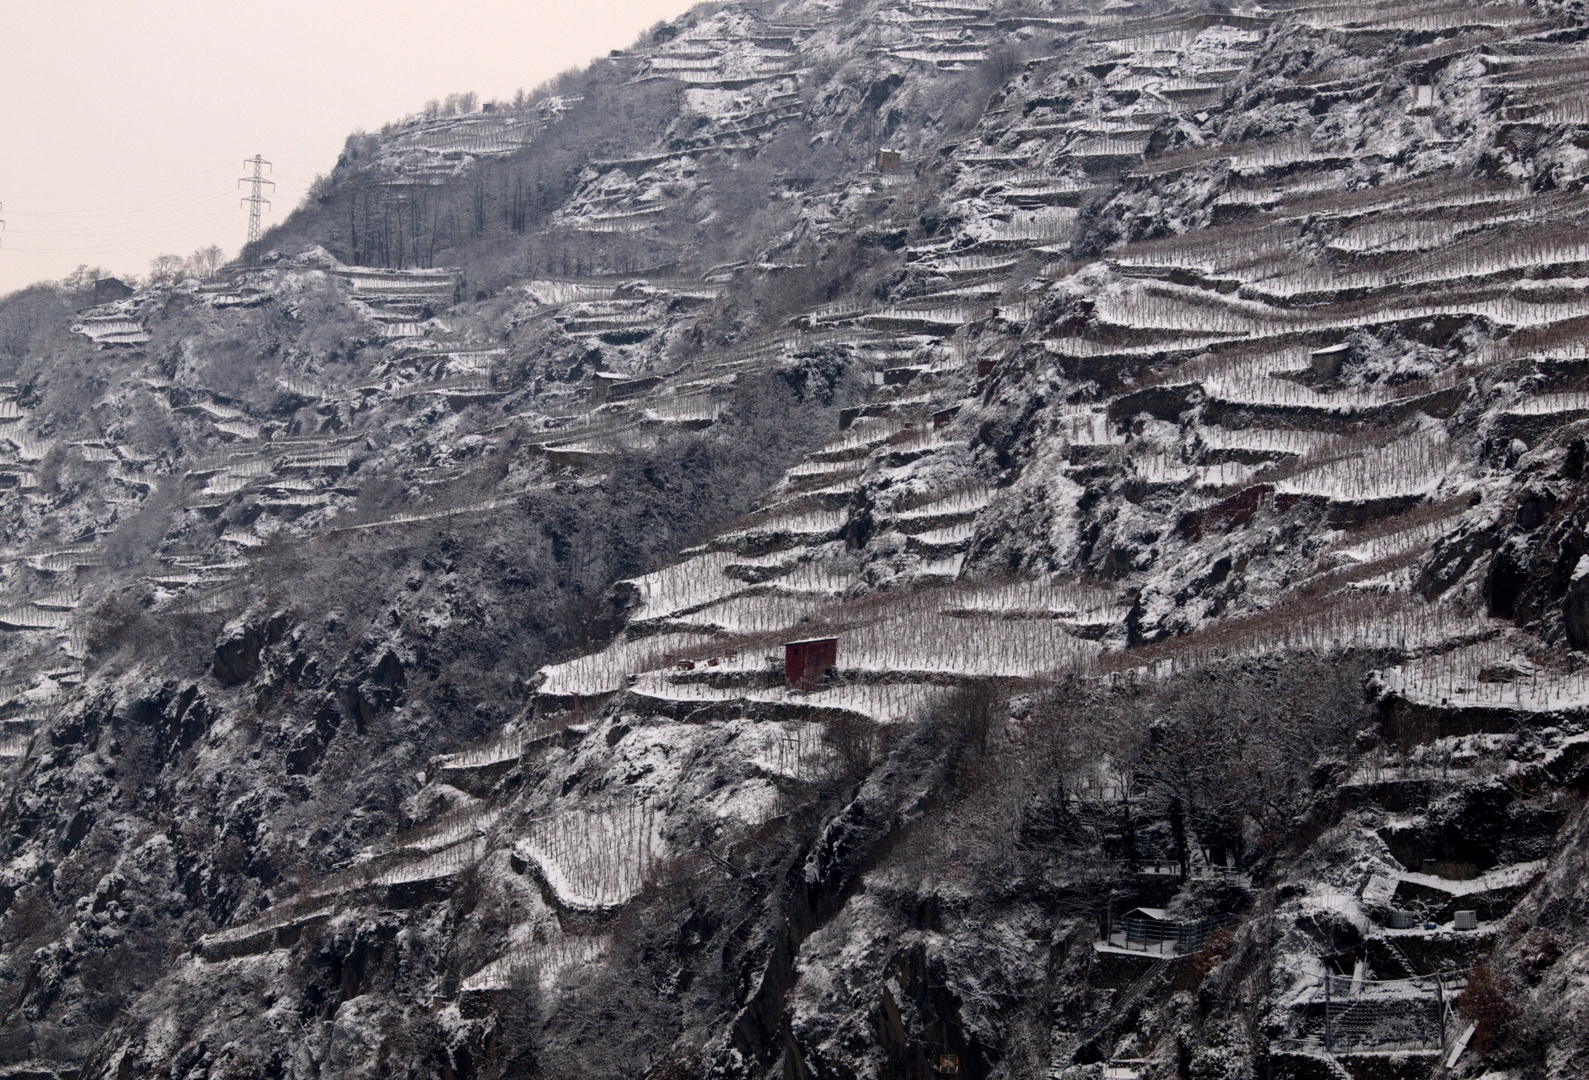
614 550 748 625
72 317 150 346
330 266 459 299
1153 79 1229 103
0 427 48 461
275 448 354 472
429 734 527 792
1387 859 1547 921
512 802 659 911
1006 111 1156 135
905 283 1004 307
889 499 988 537
913 255 1023 283
0 606 72 631
515 415 638 449
1324 205 1542 257
184 453 275 482
635 581 834 638
1197 426 1327 465
996 181 1094 209
610 576 1120 696
520 279 617 306
387 374 494 401
70 441 115 463
207 290 269 309
337 268 458 286
460 934 608 995
645 618 1103 688
887 47 990 67
859 306 976 334
147 566 244 590
1269 436 1457 505
805 426 909 464
403 127 533 155
84 330 152 346
912 0 992 15
1067 134 1153 158
564 205 670 234
20 548 102 573
268 431 361 448
1501 389 1589 420
769 457 866 490
1086 271 1589 341
623 676 956 728
1500 95 1589 125
213 419 258 441
903 522 976 558
199 842 492 960
1378 641 1589 722
175 399 244 422
198 909 334 962
753 477 864 519
346 287 457 308
652 68 803 90
702 507 850 555
649 56 730 71
325 496 522 536
558 312 655 335
28 589 81 612
954 151 1037 171
1292 1 1545 34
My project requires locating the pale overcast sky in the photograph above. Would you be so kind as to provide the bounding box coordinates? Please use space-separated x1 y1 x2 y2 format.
0 0 692 296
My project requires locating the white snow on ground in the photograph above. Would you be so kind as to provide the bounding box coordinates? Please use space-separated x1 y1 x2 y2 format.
461 933 608 993
621 552 740 621
514 798 661 908
1504 391 1589 416
1382 642 1589 711
1394 859 1546 898
536 632 715 696
1275 429 1457 501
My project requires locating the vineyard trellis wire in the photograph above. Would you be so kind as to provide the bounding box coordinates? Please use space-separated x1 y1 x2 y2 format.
518 796 660 907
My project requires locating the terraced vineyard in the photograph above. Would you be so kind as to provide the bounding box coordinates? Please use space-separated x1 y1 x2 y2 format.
5 1 1589 1078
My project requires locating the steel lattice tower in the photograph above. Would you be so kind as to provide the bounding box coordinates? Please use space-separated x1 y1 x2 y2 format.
238 155 274 249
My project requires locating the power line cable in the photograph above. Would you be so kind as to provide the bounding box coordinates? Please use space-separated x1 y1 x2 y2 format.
4 217 246 257
6 194 239 236
5 208 238 247
0 162 241 202
5 182 241 220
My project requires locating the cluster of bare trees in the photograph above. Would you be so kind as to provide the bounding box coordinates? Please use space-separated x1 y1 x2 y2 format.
900 652 1370 890
147 245 226 286
0 284 68 371
422 92 480 118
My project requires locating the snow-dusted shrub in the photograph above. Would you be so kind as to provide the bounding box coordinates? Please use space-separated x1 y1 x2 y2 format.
1183 1018 1251 1080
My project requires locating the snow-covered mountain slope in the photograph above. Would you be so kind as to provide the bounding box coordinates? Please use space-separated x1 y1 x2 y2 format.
5 1 1589 1078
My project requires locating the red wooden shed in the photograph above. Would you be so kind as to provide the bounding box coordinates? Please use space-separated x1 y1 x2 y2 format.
784 637 837 688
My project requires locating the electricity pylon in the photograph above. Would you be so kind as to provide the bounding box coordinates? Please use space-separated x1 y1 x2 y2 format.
238 156 274 249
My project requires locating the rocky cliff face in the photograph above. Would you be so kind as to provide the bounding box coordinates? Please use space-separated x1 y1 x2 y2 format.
3 1 1589 1078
